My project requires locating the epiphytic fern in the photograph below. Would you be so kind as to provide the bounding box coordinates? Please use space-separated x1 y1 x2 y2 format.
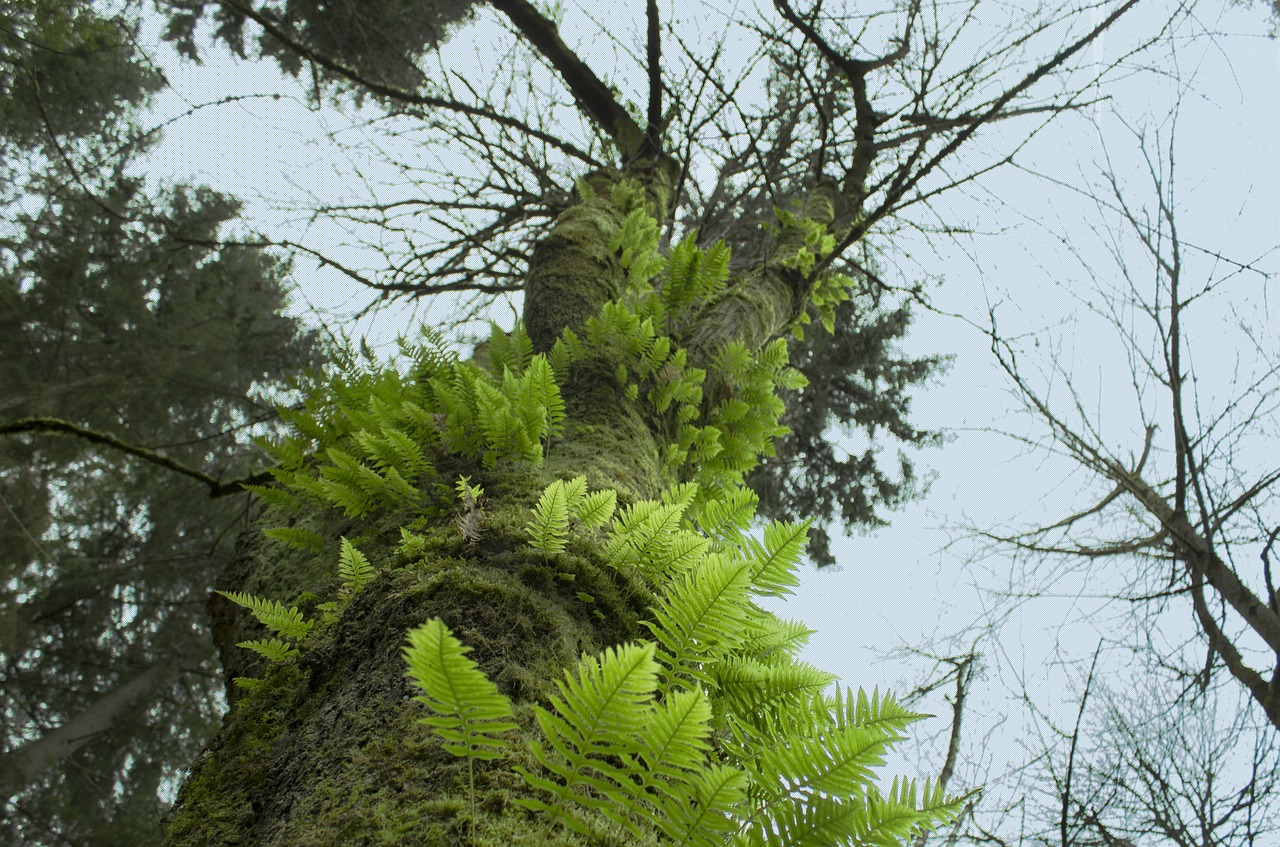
403 619 519 841
517 642 743 844
527 476 618 554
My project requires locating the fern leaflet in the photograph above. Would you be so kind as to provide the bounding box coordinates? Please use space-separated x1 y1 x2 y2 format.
402 619 518 761
216 590 313 642
337 537 376 593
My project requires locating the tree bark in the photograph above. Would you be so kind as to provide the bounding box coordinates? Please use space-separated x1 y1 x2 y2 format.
164 162 817 845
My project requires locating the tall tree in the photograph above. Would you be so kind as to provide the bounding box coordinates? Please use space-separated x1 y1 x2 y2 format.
122 1 1182 844
0 2 322 843
901 29 1279 841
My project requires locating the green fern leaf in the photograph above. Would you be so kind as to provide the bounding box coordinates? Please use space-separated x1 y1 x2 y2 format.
518 642 660 835
338 537 376 593
527 479 572 553
559 475 587 513
832 686 926 736
695 486 759 543
636 687 713 782
403 619 518 761
646 554 752 690
747 518 811 597
243 483 307 516
236 638 299 663
661 763 747 847
739 609 814 665
487 321 534 377
216 591 313 642
572 488 616 529
713 656 836 731
262 526 326 553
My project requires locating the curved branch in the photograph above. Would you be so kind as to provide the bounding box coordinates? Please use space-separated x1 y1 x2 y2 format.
489 0 647 159
215 0 601 165
0 417 269 498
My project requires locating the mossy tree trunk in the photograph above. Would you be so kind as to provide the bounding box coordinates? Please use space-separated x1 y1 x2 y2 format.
163 159 829 846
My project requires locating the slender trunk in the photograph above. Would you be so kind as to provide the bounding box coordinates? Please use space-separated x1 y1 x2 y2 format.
1 662 173 800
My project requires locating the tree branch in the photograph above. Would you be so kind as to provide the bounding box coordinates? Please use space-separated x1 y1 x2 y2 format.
215 0 600 165
0 417 269 498
488 0 647 159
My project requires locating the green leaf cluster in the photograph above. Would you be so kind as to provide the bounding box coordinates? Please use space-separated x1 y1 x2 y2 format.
215 590 314 668
560 202 807 503
403 619 519 762
795 271 856 339
219 537 379 682
773 208 836 276
525 475 616 553
400 483 964 844
250 323 565 524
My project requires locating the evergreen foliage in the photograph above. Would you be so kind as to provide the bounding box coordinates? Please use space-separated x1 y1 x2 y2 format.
750 288 946 567
251 325 566 526
161 0 480 96
0 84 320 840
0 1 164 157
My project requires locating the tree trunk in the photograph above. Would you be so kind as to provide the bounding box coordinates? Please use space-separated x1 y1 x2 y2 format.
164 163 809 846
0 661 175 800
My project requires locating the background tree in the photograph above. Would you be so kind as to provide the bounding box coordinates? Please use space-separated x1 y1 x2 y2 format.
0 2 321 842
904 63 1279 846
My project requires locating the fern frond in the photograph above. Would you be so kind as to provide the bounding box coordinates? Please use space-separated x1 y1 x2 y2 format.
527 479 572 553
236 638 299 663
660 763 747 847
243 482 308 516
695 486 759 543
216 591 313 642
756 720 898 800
646 554 752 690
518 642 659 835
831 686 926 736
738 609 814 665
520 355 565 439
713 656 836 731
573 489 616 529
403 619 518 761
857 778 965 846
559 475 587 513
487 321 534 377
746 518 811 598
262 526 326 553
605 498 687 574
636 687 712 783
337 537 376 593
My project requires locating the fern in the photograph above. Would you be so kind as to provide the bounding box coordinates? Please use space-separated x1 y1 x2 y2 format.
486 321 534 377
237 637 298 663
403 619 519 841
403 619 519 759
745 518 811 598
574 488 616 528
518 642 660 835
659 234 730 333
216 590 313 642
526 477 616 554
337 537 376 594
645 553 753 692
526 478 573 553
262 525 326 553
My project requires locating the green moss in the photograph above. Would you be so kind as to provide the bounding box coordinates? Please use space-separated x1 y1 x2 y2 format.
168 508 656 846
